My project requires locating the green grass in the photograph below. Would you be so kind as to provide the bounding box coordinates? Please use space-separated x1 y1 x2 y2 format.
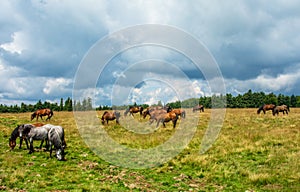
0 109 299 191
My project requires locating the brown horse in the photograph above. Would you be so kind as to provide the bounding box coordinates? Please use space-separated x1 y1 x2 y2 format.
142 106 167 119
192 105 204 112
154 111 179 128
171 109 186 118
101 111 120 125
31 108 53 121
124 106 143 117
257 104 276 114
273 105 290 116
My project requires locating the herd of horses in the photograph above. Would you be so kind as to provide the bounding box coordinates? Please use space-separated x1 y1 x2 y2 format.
9 108 66 161
8 104 290 160
9 122 66 161
101 105 189 128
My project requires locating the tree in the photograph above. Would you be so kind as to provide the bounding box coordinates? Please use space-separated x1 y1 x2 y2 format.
60 98 64 111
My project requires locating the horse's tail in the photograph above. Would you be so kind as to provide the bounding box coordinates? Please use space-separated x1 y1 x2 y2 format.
257 105 263 114
31 112 36 121
182 111 186 118
124 109 129 116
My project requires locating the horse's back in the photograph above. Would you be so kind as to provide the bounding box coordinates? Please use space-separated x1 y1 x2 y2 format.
28 127 48 140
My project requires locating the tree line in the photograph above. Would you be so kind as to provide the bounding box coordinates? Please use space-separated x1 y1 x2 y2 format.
0 90 299 113
168 90 300 109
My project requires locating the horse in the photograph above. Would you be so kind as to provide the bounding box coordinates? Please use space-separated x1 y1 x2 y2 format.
192 105 204 112
18 124 49 154
273 105 290 116
142 107 167 119
9 123 45 150
101 111 120 125
9 125 28 150
257 104 276 114
124 106 143 117
154 111 179 128
47 125 66 161
171 109 186 119
31 108 54 121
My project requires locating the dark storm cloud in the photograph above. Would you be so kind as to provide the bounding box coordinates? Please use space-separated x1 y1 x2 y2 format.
1 0 300 106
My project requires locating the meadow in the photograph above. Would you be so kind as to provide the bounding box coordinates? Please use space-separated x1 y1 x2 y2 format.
0 108 299 191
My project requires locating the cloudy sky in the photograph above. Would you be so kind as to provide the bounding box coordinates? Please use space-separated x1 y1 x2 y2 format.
1 0 300 106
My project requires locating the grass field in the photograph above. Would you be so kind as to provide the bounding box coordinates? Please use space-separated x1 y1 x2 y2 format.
0 108 299 191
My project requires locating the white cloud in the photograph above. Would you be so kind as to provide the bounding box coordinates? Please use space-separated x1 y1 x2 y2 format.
1 0 300 106
43 78 72 95
0 31 28 54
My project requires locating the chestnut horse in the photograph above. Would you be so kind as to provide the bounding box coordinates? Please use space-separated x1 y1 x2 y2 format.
154 111 179 128
171 109 186 119
31 108 53 121
101 111 120 125
273 105 290 116
192 105 204 112
124 106 143 117
257 104 276 114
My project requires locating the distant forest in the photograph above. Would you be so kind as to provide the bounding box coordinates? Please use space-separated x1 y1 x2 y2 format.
0 90 299 113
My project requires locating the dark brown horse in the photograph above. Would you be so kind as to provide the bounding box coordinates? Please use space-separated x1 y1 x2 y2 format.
31 108 53 121
101 111 120 125
124 106 143 117
273 105 290 116
9 123 45 150
192 105 204 112
257 104 276 114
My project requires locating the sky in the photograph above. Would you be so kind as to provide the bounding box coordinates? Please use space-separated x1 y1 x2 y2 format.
1 0 300 106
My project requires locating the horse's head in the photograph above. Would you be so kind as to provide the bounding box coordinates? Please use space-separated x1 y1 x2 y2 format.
56 148 65 161
9 137 16 150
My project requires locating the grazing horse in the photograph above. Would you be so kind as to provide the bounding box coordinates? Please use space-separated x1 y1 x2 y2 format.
154 111 179 128
9 123 45 150
31 108 54 121
273 105 290 116
18 124 49 154
193 105 204 112
101 111 120 125
142 107 167 119
257 104 276 114
48 125 66 161
171 109 186 119
124 106 143 117
9 126 28 150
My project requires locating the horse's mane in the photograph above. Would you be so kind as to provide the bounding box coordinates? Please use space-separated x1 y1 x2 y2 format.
10 126 20 140
49 126 64 148
258 105 264 110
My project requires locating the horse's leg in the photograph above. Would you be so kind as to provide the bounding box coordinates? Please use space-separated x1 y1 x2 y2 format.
172 119 177 128
39 140 44 149
19 137 23 149
29 138 34 154
49 141 53 157
24 138 29 149
156 119 161 128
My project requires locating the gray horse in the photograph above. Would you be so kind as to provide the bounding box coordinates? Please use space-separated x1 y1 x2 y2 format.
18 124 48 153
47 125 66 161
